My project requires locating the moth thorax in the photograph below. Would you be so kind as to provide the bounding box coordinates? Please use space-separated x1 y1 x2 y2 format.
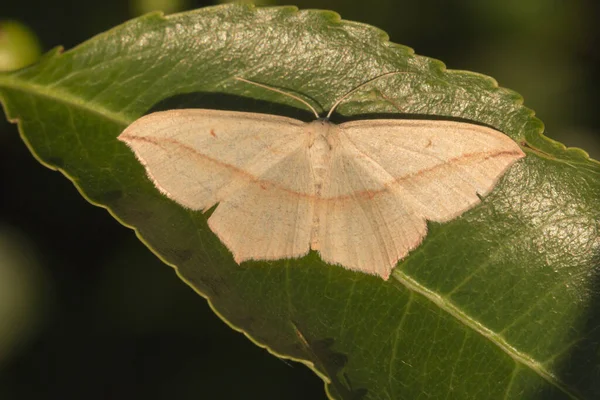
308 124 334 195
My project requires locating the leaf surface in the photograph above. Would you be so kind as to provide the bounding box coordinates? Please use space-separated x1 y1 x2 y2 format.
1 5 599 399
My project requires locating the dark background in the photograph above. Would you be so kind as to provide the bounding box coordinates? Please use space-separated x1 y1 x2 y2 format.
1 0 599 399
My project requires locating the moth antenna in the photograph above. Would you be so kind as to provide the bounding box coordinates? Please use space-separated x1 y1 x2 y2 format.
326 71 414 119
234 77 320 119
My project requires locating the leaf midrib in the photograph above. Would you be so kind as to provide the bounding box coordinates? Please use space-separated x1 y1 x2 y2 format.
392 270 578 399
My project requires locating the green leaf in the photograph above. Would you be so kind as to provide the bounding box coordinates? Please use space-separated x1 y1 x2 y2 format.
1 4 599 399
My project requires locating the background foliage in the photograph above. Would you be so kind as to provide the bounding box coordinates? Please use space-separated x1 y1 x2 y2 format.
1 1 599 399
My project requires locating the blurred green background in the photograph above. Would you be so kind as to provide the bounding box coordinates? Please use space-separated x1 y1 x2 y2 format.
1 0 598 399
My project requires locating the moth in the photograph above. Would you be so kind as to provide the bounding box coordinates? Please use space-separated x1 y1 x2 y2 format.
119 72 525 279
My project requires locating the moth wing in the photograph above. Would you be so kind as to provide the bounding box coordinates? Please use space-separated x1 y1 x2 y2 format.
315 120 524 279
119 109 315 261
208 143 315 263
119 109 309 209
